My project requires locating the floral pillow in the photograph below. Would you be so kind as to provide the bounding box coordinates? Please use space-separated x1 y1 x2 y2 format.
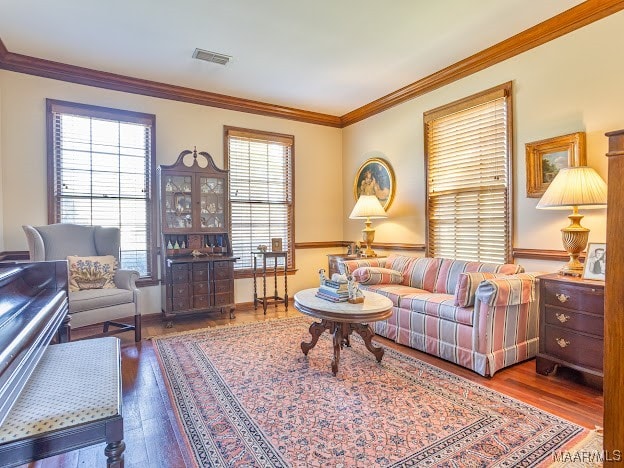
352 267 403 285
67 255 117 292
454 272 507 307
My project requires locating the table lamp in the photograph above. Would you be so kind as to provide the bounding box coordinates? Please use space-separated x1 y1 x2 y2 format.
536 166 607 276
349 195 387 257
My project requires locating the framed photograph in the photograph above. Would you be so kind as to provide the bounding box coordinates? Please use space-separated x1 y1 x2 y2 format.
271 238 283 252
525 132 586 198
582 242 606 281
353 157 396 210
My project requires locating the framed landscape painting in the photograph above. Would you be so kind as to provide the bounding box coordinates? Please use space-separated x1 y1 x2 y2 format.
525 132 586 198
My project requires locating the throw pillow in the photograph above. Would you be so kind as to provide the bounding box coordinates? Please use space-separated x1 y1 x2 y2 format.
454 272 506 307
352 267 403 285
67 255 117 292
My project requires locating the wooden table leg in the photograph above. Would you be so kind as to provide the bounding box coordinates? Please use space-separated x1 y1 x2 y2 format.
105 440 125 468
352 323 385 362
301 320 330 355
331 322 343 376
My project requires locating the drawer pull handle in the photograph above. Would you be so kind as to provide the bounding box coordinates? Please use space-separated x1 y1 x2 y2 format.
555 293 569 303
555 338 570 348
555 313 570 323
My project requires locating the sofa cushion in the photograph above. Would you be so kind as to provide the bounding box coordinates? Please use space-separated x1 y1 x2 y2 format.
400 292 475 327
404 257 443 290
360 284 417 307
69 288 134 314
454 272 507 307
340 258 386 275
434 259 524 295
353 267 403 285
384 254 416 276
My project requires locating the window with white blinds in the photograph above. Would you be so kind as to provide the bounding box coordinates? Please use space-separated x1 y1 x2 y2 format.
424 82 513 264
47 99 157 280
225 127 294 272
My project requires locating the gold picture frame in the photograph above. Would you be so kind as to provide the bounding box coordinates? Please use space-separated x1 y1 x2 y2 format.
525 132 586 198
353 157 395 210
271 238 283 252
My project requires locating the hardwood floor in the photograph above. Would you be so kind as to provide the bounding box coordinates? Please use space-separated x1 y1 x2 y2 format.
27 305 603 467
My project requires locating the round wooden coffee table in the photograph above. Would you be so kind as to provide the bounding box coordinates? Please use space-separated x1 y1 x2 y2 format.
294 288 393 375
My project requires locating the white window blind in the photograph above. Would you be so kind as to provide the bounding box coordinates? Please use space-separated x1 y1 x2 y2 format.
48 100 156 278
424 83 512 264
226 127 294 271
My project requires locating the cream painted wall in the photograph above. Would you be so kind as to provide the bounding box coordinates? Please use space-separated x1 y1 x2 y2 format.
342 11 624 273
0 87 3 251
0 70 343 313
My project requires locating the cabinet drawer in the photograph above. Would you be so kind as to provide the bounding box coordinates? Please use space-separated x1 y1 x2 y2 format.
213 261 233 280
172 284 189 297
214 292 233 306
192 266 209 281
193 281 209 295
544 305 604 337
171 296 190 311
193 295 210 309
543 325 603 371
171 265 189 283
542 280 604 313
213 279 232 294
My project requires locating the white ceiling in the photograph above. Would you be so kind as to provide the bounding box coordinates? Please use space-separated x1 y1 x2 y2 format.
0 0 585 116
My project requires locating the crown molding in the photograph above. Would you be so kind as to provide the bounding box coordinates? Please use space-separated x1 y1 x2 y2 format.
0 47 342 128
0 38 7 59
340 0 624 126
1 1 622 128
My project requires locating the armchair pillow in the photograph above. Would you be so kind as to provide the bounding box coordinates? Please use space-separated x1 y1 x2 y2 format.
67 255 117 292
352 267 403 285
454 272 506 307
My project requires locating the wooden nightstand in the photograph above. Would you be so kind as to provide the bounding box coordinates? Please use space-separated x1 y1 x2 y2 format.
536 273 604 388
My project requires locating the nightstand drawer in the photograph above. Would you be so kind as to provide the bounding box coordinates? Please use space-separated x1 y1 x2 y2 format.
543 281 603 313
544 306 604 337
543 325 603 371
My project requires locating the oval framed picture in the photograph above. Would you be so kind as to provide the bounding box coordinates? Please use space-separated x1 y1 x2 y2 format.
353 157 395 210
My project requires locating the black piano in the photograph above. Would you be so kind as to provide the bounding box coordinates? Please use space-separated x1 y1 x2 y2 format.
0 260 125 468
0 260 69 425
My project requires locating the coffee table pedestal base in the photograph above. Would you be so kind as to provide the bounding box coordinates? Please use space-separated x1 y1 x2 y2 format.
301 319 384 375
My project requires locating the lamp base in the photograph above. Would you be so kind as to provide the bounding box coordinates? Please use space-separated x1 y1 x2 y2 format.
361 220 377 257
559 208 589 277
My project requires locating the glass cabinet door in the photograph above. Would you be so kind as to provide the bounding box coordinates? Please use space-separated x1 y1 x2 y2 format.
199 176 225 229
163 175 193 230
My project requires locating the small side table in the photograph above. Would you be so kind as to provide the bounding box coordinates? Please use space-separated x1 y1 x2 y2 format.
252 251 288 314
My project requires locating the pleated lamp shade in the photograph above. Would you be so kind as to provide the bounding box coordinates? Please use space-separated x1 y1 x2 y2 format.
536 166 607 210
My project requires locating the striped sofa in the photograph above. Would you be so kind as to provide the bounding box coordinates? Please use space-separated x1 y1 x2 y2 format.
340 254 539 376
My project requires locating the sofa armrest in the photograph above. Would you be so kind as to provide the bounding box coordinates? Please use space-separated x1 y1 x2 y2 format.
339 258 387 275
113 269 139 291
475 273 539 307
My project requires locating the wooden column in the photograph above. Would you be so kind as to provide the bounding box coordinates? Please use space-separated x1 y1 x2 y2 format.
604 129 624 463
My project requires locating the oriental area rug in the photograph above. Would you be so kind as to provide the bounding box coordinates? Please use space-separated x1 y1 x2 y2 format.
152 317 592 467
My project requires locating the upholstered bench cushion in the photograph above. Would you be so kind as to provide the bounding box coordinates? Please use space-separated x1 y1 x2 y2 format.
69 288 134 313
0 337 120 443
400 292 475 326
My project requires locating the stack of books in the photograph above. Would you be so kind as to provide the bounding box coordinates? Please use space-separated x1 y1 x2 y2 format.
316 279 349 302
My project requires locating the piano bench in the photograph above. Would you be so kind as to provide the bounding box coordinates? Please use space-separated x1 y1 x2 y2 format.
0 337 124 467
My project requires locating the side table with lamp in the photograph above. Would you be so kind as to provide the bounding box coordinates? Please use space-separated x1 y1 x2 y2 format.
349 195 387 258
534 166 607 386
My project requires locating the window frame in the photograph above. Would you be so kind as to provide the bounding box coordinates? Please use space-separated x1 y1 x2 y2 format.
46 99 158 286
423 82 514 263
224 126 295 278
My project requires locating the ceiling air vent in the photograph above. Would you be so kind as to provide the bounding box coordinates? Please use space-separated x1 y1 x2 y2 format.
192 48 231 66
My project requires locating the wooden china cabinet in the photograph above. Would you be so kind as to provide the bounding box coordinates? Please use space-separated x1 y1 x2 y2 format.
158 149 237 321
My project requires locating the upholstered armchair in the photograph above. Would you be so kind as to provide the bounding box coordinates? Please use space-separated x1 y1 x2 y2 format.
23 223 141 342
